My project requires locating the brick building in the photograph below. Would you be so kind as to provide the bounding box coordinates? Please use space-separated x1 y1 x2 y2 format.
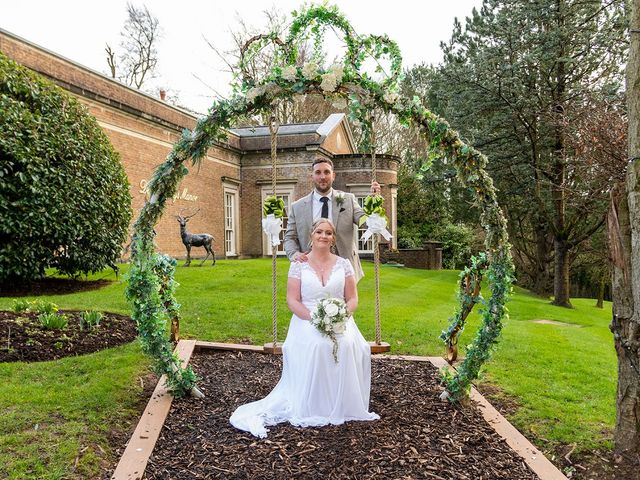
1 29 398 259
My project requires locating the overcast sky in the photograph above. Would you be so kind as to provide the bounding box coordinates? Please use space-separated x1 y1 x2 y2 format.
2 1 482 114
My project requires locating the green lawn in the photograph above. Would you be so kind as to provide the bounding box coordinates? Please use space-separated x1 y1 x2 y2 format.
0 259 615 478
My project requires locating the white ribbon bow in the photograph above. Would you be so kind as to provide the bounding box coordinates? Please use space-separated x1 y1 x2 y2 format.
361 213 392 242
262 214 283 247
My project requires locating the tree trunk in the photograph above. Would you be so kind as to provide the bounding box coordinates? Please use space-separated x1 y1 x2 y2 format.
609 184 640 460
533 218 552 296
596 274 605 309
610 0 640 460
552 239 572 307
551 0 571 308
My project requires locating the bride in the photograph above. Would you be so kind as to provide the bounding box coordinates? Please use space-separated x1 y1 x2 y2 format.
230 219 379 438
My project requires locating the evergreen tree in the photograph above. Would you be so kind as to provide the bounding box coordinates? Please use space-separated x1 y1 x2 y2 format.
431 0 626 304
393 65 480 261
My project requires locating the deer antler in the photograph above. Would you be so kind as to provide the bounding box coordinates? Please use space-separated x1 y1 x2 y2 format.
177 208 200 219
184 208 200 219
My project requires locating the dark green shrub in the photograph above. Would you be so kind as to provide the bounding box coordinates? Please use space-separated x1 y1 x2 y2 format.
0 52 132 283
437 223 475 270
396 224 425 249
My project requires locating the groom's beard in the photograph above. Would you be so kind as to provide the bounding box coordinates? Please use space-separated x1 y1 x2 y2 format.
314 184 332 194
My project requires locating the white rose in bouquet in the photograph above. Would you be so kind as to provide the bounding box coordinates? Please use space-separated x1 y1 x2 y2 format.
310 297 349 362
324 302 339 317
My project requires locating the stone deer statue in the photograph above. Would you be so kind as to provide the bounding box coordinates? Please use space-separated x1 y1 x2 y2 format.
176 209 215 266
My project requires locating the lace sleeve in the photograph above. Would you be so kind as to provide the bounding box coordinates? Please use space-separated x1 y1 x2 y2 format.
288 261 302 279
341 257 355 277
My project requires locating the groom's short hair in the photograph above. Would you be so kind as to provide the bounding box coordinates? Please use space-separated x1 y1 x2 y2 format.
311 158 334 169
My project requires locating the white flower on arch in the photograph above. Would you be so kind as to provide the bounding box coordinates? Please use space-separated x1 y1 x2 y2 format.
302 62 319 80
320 72 338 92
328 63 344 83
281 65 298 82
331 96 348 109
383 91 399 105
246 85 266 103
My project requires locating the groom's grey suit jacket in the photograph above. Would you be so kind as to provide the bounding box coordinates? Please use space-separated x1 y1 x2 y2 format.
284 190 365 282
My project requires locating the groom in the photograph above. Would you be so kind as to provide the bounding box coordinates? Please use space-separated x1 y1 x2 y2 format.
284 158 379 283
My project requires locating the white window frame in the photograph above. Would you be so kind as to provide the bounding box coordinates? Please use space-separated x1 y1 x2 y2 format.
261 186 295 256
223 184 240 257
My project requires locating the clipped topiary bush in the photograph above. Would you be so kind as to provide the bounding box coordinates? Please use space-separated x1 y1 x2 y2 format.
0 52 132 283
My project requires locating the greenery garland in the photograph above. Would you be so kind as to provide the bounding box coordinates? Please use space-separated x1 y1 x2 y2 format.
128 4 514 401
359 194 388 228
440 252 489 358
262 195 286 217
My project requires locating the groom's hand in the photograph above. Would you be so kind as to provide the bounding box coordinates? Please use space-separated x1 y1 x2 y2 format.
293 251 310 263
370 181 381 195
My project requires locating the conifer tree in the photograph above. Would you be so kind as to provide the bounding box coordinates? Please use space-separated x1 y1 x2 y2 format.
432 0 626 304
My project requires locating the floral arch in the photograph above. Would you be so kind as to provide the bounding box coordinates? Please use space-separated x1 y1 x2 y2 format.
125 5 514 402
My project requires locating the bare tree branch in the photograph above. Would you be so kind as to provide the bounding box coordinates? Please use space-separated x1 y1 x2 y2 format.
106 2 161 90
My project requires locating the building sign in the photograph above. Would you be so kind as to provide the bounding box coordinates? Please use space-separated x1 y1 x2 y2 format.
139 179 198 203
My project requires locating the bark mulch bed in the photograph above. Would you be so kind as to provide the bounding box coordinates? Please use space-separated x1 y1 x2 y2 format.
0 310 137 362
0 277 114 297
143 350 539 479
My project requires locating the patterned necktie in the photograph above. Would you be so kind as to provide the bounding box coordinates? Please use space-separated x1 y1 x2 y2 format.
320 197 329 218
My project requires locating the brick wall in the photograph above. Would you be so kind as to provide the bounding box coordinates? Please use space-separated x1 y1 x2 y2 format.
1 29 399 261
1 30 242 259
240 150 318 256
0 30 194 129
380 243 443 270
241 152 399 257
98 114 242 259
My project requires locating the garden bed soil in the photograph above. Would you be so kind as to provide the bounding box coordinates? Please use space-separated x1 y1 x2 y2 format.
0 277 114 297
0 310 137 362
142 350 540 479
555 449 638 480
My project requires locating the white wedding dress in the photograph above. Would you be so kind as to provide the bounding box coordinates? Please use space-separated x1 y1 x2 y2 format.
229 257 379 438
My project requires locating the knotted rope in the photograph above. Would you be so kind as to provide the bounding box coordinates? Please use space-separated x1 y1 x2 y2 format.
370 117 382 345
269 115 279 347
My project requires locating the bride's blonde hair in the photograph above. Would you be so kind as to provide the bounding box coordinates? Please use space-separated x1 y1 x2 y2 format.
308 219 337 249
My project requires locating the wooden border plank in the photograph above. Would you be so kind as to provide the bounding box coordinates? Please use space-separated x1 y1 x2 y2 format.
195 340 265 352
110 340 197 480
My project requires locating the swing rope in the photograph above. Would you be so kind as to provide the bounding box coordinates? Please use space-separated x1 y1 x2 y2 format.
369 115 382 346
269 115 279 347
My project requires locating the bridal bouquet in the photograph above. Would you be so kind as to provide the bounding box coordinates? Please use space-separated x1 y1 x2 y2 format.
311 297 348 362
